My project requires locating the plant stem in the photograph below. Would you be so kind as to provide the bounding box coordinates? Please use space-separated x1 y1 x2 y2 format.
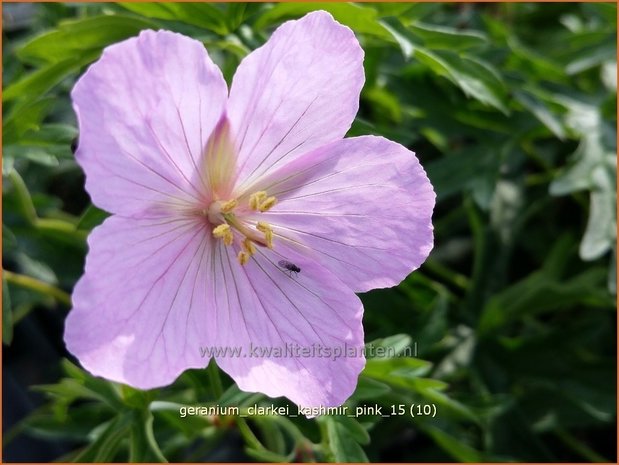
206 361 266 452
3 270 71 306
236 417 265 451
555 427 608 463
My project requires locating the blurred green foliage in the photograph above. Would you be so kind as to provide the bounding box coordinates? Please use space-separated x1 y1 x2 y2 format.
2 2 616 463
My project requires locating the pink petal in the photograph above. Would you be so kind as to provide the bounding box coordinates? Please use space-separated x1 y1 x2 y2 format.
72 30 227 216
253 136 435 292
209 240 365 408
227 11 365 190
64 215 213 388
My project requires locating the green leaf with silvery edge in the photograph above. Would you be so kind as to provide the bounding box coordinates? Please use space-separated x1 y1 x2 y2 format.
549 97 617 269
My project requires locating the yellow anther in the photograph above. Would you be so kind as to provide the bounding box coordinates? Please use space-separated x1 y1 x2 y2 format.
256 221 270 233
238 250 250 265
264 229 274 249
220 199 238 213
213 223 230 237
212 223 233 246
249 191 268 210
242 238 256 256
258 196 277 212
255 221 274 249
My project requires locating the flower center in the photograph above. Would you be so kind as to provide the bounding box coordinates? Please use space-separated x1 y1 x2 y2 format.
207 191 277 265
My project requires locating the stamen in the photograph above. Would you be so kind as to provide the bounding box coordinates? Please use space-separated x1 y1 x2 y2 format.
212 223 234 246
238 250 250 265
258 196 277 212
242 238 256 256
249 191 268 211
224 213 269 247
220 199 238 213
256 221 274 249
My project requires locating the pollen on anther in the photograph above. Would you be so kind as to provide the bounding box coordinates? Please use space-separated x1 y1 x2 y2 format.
258 196 277 212
213 223 233 246
242 238 256 255
220 199 238 213
249 191 268 210
238 250 250 265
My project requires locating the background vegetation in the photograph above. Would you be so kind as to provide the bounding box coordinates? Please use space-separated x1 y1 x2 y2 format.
2 2 617 462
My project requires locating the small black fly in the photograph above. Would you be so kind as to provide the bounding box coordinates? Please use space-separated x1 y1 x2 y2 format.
278 260 301 277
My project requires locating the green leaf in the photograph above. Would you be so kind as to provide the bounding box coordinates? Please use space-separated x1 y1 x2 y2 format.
423 425 484 462
3 145 59 167
255 3 393 40
580 167 617 260
332 415 370 446
217 383 263 408
3 56 91 103
2 275 13 345
17 15 159 64
409 21 488 50
118 3 229 35
413 47 509 114
3 97 55 145
323 416 369 462
77 205 110 231
364 357 432 380
72 415 131 462
478 267 611 335
365 333 413 358
352 376 392 400
128 409 167 462
565 35 616 75
245 447 291 463
513 90 566 140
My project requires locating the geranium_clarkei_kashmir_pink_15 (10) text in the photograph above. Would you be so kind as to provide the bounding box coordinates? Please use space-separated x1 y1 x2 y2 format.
64 11 435 409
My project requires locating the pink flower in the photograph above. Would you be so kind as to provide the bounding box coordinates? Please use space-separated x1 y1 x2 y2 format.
64 11 435 408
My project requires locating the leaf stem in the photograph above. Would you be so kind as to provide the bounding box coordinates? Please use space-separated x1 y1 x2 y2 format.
206 360 267 452
236 417 266 451
3 270 71 306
